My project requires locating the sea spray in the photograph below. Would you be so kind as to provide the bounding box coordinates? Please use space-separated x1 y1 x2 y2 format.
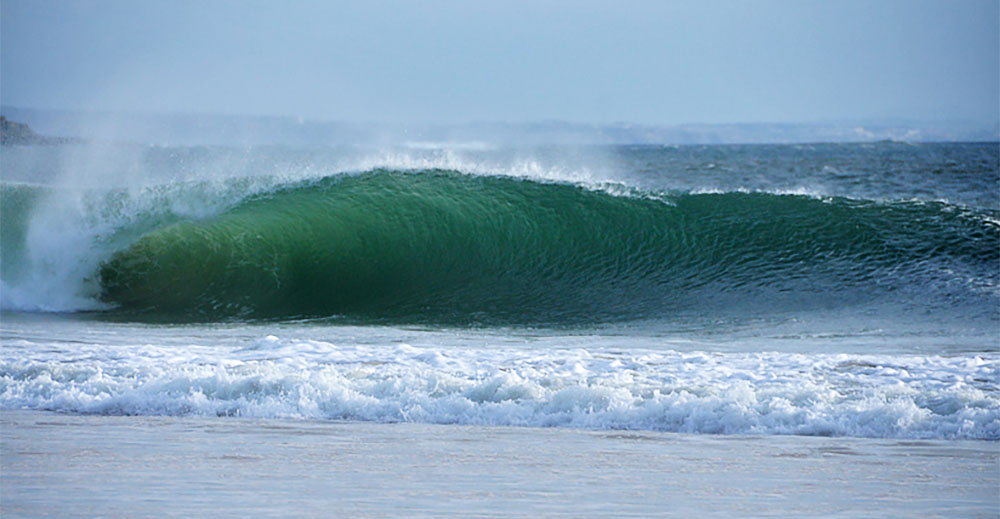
1 143 619 313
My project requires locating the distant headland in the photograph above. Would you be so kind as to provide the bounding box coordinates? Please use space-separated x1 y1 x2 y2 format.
0 116 78 145
1 107 997 147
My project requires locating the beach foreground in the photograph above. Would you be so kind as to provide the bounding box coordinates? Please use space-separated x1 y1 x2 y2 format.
2 410 996 518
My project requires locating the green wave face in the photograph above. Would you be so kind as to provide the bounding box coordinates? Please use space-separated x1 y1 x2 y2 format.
98 170 999 323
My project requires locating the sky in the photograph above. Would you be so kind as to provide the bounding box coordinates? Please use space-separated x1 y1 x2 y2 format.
2 0 998 126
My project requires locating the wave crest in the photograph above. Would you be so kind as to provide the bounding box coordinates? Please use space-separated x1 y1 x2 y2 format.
95 170 999 322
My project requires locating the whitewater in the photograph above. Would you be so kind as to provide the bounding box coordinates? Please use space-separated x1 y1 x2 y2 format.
1 141 998 441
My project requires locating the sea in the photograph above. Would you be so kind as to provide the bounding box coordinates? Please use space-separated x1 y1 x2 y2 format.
1 140 998 517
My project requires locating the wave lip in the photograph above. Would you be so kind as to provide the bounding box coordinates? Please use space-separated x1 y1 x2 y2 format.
94 169 1000 323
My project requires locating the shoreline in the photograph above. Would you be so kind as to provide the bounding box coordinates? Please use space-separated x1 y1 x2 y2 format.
2 410 997 518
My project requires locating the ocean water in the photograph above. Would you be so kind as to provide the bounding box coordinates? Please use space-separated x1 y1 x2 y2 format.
1 141 998 515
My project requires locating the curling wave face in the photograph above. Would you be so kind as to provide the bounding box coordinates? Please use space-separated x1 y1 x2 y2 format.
88 169 999 323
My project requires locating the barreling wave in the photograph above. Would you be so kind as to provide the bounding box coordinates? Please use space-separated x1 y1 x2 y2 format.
92 169 999 323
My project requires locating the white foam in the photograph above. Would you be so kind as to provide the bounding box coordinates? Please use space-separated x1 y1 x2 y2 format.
1 176 291 313
2 333 996 439
689 185 833 200
345 148 611 187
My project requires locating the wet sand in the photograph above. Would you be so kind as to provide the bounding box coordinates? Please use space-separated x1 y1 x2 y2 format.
2 410 997 518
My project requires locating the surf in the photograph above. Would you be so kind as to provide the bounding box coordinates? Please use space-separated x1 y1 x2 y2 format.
89 169 998 323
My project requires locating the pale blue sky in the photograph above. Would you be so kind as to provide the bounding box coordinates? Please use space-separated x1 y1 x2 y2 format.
2 0 998 125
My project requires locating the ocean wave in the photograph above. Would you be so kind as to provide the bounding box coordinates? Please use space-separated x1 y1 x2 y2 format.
3 169 997 322
95 170 998 322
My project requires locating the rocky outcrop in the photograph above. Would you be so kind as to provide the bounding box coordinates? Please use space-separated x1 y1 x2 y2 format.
0 116 74 145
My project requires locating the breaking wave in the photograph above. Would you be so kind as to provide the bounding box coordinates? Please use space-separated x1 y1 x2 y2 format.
3 169 998 323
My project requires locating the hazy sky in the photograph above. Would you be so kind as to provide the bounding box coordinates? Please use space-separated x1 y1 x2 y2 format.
2 0 998 125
